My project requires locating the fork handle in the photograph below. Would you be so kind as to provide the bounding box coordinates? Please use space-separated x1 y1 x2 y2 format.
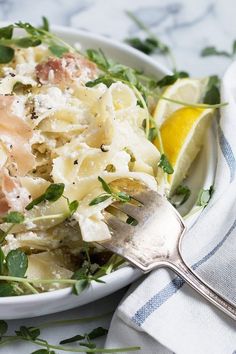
165 258 236 321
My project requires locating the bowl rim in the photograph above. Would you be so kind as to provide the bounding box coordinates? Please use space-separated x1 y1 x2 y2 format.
0 24 170 304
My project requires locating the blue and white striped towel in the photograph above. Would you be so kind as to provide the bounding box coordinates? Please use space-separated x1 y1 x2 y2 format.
105 62 236 354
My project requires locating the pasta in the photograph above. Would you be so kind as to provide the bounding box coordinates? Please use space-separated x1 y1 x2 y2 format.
0 42 163 293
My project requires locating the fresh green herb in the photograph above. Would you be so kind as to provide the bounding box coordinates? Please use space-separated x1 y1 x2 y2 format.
125 11 176 71
6 249 28 278
0 45 14 63
170 185 191 208
48 44 68 57
0 248 4 275
160 96 227 109
15 326 40 340
156 71 189 88
31 350 55 354
40 16 50 32
203 75 220 105
196 186 214 207
201 40 236 60
89 176 132 206
86 76 115 88
0 282 16 297
0 25 13 39
125 37 168 55
201 46 231 58
0 18 74 64
3 211 24 224
89 194 111 206
0 320 7 336
98 176 112 194
26 183 65 210
158 154 174 174
68 200 79 215
0 319 140 352
72 279 90 295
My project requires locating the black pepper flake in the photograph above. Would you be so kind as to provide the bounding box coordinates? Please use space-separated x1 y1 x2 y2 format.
9 73 16 77
31 111 38 120
100 144 109 152
73 160 78 165
16 195 20 199
28 195 31 199
9 144 13 149
73 182 75 185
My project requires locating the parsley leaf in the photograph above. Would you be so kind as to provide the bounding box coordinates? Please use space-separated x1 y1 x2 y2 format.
6 249 28 277
158 154 174 174
15 326 40 340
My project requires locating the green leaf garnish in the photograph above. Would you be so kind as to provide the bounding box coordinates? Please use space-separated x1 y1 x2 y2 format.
0 45 14 63
0 282 16 297
89 194 111 206
15 326 40 340
0 247 5 275
171 185 191 208
156 71 189 88
3 211 24 224
72 279 89 295
86 48 110 70
201 46 231 58
158 154 174 174
0 320 8 336
0 25 13 39
88 326 108 340
48 44 68 57
26 183 65 210
68 200 79 215
60 334 85 344
196 186 214 207
86 75 115 88
98 176 112 194
6 249 28 278
31 350 55 354
40 16 50 32
203 75 220 105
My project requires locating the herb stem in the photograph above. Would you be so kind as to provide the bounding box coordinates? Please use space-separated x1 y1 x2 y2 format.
132 85 150 137
160 96 228 109
39 312 112 329
23 281 39 294
29 337 141 353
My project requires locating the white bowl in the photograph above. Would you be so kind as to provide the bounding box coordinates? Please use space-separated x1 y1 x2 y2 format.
0 25 217 319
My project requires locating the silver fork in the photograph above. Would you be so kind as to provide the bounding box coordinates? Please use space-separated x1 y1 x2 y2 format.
99 186 236 321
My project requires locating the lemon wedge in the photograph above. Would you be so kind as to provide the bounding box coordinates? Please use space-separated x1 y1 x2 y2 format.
155 107 214 194
153 78 204 127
